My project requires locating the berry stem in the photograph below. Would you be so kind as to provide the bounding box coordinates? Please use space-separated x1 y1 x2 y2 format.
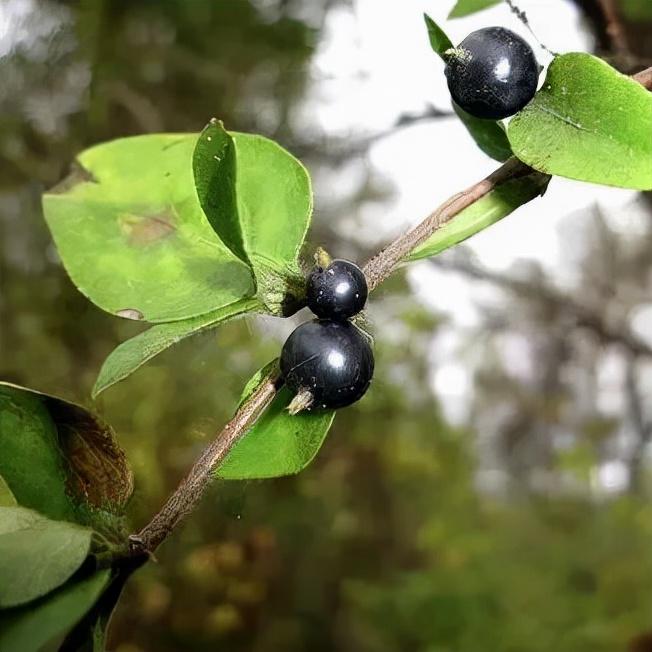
288 388 315 415
132 65 652 554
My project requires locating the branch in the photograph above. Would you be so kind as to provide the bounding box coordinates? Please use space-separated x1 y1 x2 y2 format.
362 157 539 291
132 371 279 554
132 65 652 555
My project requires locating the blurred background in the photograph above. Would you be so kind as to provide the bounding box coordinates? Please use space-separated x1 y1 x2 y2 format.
2 0 652 650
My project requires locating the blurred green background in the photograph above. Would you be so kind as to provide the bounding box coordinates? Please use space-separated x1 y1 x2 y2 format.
2 1 652 651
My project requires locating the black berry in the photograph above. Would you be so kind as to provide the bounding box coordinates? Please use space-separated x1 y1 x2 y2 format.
306 259 368 321
280 319 374 410
444 27 539 120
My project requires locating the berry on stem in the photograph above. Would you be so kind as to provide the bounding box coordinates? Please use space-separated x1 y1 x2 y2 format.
306 259 368 321
444 27 540 120
281 319 374 411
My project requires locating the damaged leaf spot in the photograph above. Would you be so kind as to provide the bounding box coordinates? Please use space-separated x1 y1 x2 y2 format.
45 399 134 512
116 308 144 320
118 210 176 247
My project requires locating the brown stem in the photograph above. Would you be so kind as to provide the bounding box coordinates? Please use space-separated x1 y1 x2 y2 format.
132 371 279 554
363 157 536 291
132 65 652 555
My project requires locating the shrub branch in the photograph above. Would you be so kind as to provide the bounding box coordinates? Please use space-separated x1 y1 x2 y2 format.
132 65 652 555
132 372 279 553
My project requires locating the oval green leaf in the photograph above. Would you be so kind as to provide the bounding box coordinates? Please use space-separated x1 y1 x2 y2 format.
406 170 550 261
0 383 133 530
217 363 335 480
448 0 501 18
193 121 312 311
43 134 255 323
0 507 93 608
0 569 110 652
508 53 652 190
93 297 262 398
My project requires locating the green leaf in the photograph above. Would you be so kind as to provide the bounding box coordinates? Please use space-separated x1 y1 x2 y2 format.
194 121 313 273
423 15 512 162
0 507 93 608
193 121 312 312
406 170 550 261
453 103 512 162
423 13 453 58
448 0 501 18
217 363 336 479
0 383 133 529
0 475 16 507
43 134 255 323
93 297 261 398
0 569 110 652
508 53 652 190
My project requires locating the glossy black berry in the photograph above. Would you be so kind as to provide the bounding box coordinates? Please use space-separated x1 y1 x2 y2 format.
280 319 374 410
306 259 368 321
444 27 539 120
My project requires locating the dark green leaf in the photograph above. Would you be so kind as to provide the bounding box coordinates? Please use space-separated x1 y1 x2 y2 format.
0 383 133 529
508 53 652 190
0 507 93 608
93 297 262 398
406 170 550 261
424 13 453 59
453 103 512 162
448 0 501 18
0 569 110 652
43 134 255 323
217 363 335 479
193 122 312 301
0 475 16 507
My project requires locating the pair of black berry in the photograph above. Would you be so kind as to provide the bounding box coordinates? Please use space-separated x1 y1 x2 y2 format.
280 260 374 411
444 27 540 120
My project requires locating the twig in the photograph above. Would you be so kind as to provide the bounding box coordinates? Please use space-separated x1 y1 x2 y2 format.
132 65 652 554
363 157 540 291
132 372 279 553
